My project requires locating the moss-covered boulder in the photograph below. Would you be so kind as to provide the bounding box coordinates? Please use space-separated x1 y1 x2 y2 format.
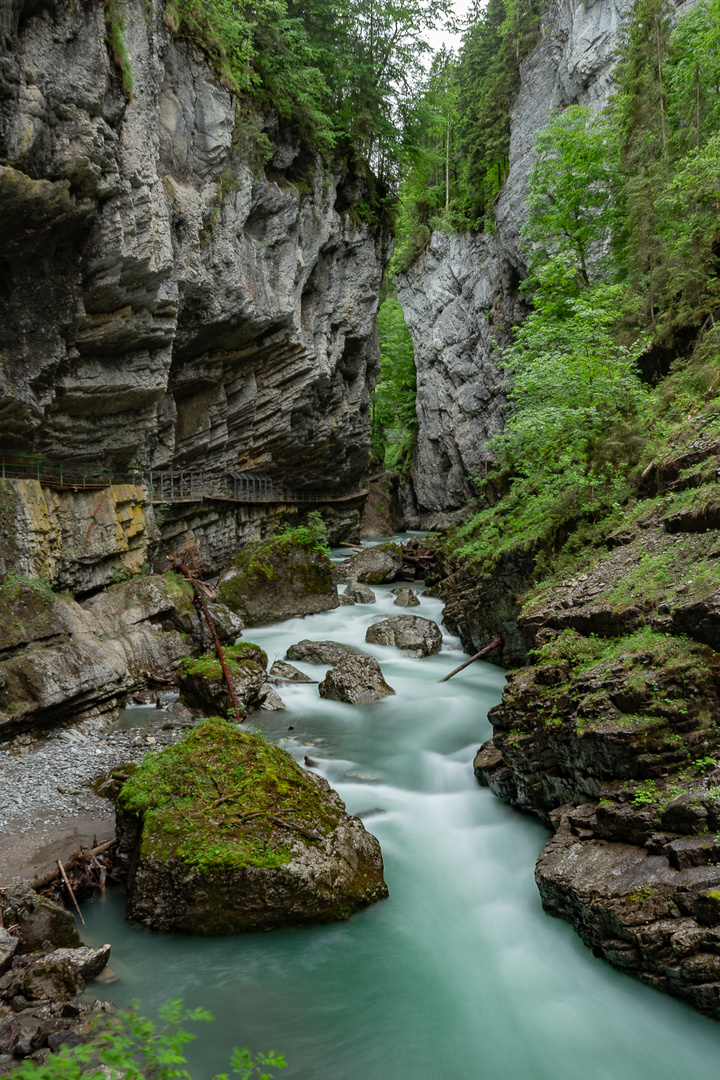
176 643 268 717
218 527 339 626
116 719 388 933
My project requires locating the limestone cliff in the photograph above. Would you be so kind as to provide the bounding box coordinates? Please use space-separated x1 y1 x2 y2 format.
0 0 386 566
397 0 695 521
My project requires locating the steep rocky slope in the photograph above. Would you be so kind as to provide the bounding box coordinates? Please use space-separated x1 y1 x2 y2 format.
467 417 720 1019
0 0 385 566
397 0 696 522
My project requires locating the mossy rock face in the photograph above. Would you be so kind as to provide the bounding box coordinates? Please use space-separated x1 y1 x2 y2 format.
218 536 339 625
176 644 267 716
116 719 388 933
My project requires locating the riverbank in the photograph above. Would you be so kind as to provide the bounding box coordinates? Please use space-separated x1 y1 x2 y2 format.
0 704 194 886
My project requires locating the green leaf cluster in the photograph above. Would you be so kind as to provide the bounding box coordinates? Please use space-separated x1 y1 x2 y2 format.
9 999 286 1079
370 293 417 472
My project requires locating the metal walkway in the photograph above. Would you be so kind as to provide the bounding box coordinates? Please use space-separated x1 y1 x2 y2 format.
0 454 369 507
145 469 368 506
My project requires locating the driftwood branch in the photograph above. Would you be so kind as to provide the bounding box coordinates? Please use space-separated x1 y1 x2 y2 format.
27 839 117 891
167 545 244 723
57 860 87 928
439 636 503 683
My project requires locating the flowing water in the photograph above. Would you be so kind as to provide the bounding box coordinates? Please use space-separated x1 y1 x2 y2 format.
81 540 720 1078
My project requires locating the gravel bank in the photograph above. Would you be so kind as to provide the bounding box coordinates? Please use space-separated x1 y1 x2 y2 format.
0 701 195 886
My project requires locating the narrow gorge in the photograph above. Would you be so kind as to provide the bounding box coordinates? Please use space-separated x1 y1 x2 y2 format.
2 0 720 1074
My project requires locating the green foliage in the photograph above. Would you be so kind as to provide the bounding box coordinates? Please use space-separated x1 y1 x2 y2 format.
522 106 624 286
117 718 341 872
161 0 451 176
443 0 720 580
371 292 417 471
104 0 133 97
9 999 286 1079
389 0 544 269
274 510 329 553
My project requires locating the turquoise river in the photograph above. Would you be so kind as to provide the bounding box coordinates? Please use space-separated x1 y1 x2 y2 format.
81 539 720 1079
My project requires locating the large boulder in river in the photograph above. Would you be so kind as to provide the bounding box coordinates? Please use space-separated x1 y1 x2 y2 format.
286 639 367 665
177 643 268 717
338 543 403 584
365 615 442 657
319 655 396 705
218 528 338 625
270 660 316 683
116 719 388 932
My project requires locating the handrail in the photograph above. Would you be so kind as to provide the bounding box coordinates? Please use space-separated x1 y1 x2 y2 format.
0 453 143 490
0 453 371 506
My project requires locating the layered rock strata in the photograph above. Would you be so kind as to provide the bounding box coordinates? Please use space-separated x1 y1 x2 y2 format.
0 0 385 564
471 444 720 1019
0 575 190 736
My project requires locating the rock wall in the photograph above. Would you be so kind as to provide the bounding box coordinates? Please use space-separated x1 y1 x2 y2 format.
0 480 155 594
397 0 696 520
0 0 386 559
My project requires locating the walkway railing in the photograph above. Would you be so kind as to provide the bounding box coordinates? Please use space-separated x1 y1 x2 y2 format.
0 453 142 490
0 452 371 506
147 470 369 506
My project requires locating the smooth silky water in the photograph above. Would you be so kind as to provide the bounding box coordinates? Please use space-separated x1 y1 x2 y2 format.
81 540 720 1078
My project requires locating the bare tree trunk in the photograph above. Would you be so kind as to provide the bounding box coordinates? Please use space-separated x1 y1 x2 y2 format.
655 16 668 165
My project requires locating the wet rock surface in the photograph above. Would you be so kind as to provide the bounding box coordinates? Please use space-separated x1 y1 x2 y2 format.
365 615 442 657
0 888 114 1072
338 544 403 585
177 644 269 717
318 655 396 705
117 720 388 932
475 601 720 1019
269 660 315 683
0 575 191 737
219 539 339 625
392 588 420 608
344 581 377 604
286 640 367 666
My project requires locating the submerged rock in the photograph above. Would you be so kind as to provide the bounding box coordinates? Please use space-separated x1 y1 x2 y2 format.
365 615 442 657
116 719 388 932
393 587 420 608
286 640 367 665
218 535 339 625
318 655 395 705
344 581 377 604
177 643 268 717
338 543 403 584
270 660 315 683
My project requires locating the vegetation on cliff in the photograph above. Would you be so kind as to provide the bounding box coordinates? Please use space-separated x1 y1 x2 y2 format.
370 292 417 472
444 0 720 584
156 0 451 181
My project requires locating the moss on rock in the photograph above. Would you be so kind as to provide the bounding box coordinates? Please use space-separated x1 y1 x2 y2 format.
116 719 389 932
218 526 338 625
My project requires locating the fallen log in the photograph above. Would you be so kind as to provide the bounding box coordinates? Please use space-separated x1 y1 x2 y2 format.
57 859 87 928
167 544 244 723
439 636 503 683
28 839 117 891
